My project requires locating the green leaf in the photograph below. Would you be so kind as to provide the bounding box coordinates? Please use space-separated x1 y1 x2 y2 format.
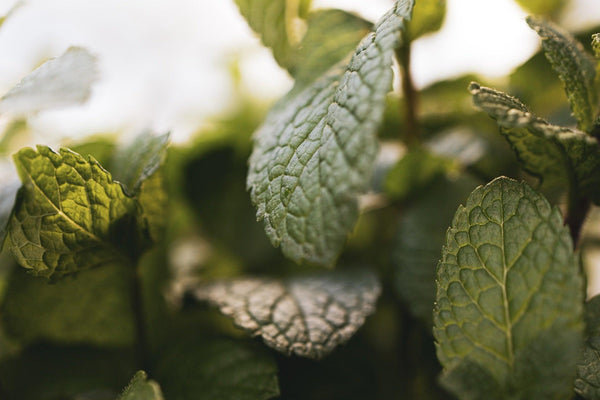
393 174 480 325
575 295 600 399
527 16 597 132
154 337 279 400
514 0 568 17
0 175 20 245
470 83 600 204
0 47 98 115
407 0 445 40
119 371 164 400
247 0 414 265
193 269 381 359
439 359 503 400
1 263 134 347
293 9 372 85
434 177 584 395
234 0 305 70
8 145 137 278
594 33 600 59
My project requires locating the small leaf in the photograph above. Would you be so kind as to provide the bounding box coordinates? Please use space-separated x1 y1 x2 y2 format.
247 0 414 265
434 177 584 394
293 9 372 86
192 269 381 359
470 83 600 204
527 17 597 132
575 295 600 399
8 146 137 278
407 0 445 40
1 263 134 347
514 0 568 17
0 47 98 115
154 337 279 400
118 371 164 400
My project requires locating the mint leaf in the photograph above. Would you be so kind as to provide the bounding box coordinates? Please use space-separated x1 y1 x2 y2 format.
470 83 600 204
434 177 584 395
247 0 414 265
0 47 97 115
527 17 597 132
294 9 372 86
575 295 600 399
154 337 279 400
439 359 503 400
515 0 568 17
407 0 446 40
0 174 20 245
8 146 137 278
393 174 479 325
594 33 600 59
193 269 381 359
119 371 164 400
1 264 134 346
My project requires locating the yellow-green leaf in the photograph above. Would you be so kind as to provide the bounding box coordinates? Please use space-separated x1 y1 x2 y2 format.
407 0 445 40
118 371 164 400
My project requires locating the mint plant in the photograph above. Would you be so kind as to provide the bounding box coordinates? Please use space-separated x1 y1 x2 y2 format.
0 0 599 399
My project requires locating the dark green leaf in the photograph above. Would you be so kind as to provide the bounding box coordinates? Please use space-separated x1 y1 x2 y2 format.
407 0 445 40
439 359 503 400
8 146 137 278
247 0 414 265
575 295 600 399
514 0 568 18
527 17 597 132
193 269 381 359
154 337 279 400
0 47 98 115
470 83 600 204
118 371 164 400
393 174 480 325
1 263 134 347
434 177 584 394
293 9 372 85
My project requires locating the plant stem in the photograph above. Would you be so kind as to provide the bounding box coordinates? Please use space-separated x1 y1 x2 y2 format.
130 262 150 372
565 195 590 249
397 43 420 146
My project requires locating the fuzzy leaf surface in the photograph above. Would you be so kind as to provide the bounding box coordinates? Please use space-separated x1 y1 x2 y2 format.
155 337 279 400
119 371 164 400
8 146 137 278
434 177 583 395
0 47 97 115
193 270 381 359
527 17 597 132
470 83 600 204
247 0 414 265
575 295 600 399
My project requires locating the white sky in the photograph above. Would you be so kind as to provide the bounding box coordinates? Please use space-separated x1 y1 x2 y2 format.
0 0 599 143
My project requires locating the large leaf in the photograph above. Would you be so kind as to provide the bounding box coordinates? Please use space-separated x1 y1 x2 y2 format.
434 177 584 397
293 9 372 86
118 371 164 400
247 0 414 265
192 269 381 359
527 17 597 132
8 146 137 278
0 47 97 115
470 83 600 204
154 337 279 400
1 263 134 346
575 295 600 399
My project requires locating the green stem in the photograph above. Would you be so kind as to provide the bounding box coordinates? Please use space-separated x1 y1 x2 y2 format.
130 261 150 372
397 43 420 146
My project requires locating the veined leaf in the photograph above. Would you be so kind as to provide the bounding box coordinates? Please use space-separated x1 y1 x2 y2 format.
247 0 414 265
470 83 600 204
407 0 445 40
119 371 164 400
527 17 597 132
294 9 372 86
515 0 568 17
193 269 381 359
234 0 305 70
575 295 600 399
0 47 97 115
154 337 279 400
434 177 584 397
8 146 137 278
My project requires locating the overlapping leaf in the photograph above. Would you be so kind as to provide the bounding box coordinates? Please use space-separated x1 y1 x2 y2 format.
193 270 381 359
527 17 597 132
470 83 600 204
0 173 20 244
434 177 584 398
0 47 98 115
119 371 164 400
8 146 137 278
247 0 414 265
575 295 600 399
406 0 445 40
